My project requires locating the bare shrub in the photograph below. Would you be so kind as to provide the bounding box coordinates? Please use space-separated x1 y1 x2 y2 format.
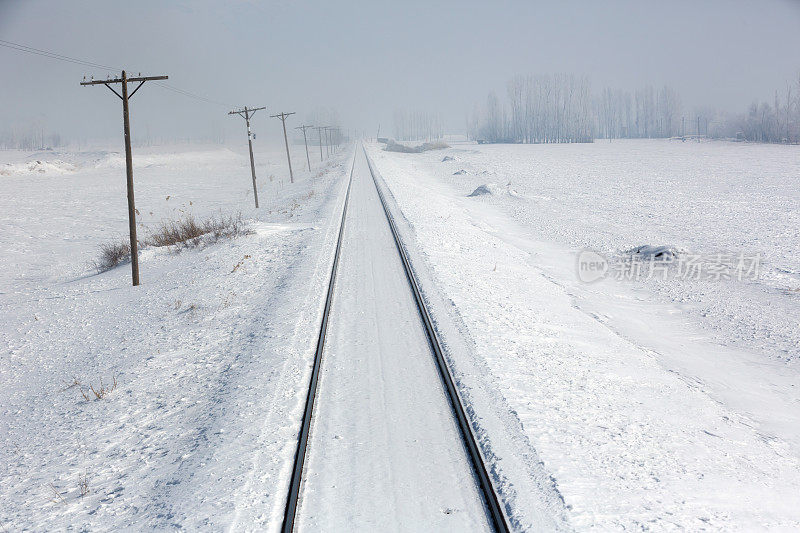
95 241 130 272
95 213 250 270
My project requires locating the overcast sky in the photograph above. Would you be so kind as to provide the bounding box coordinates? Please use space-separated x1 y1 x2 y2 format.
2 0 800 144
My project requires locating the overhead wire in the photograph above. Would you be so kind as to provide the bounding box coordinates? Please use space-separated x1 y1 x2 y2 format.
0 38 234 108
0 39 118 70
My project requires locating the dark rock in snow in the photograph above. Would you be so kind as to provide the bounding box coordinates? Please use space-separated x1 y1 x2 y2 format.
625 245 680 260
468 184 492 196
453 169 467 175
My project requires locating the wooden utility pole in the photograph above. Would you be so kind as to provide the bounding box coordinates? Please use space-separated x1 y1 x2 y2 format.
323 126 331 157
314 126 326 161
295 124 313 171
81 70 168 287
228 106 266 208
271 111 296 183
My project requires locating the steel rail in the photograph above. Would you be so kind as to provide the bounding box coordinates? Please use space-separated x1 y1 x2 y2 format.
281 152 356 533
363 144 511 533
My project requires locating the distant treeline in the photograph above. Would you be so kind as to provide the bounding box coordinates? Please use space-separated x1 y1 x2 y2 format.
392 109 445 142
470 72 800 144
0 130 63 151
0 105 345 151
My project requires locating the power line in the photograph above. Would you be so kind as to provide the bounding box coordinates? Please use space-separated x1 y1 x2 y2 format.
0 38 231 107
0 39 118 70
151 82 231 108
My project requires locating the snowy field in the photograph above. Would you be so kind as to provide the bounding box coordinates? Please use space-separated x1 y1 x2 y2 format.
367 139 800 530
2 137 799 531
0 142 351 529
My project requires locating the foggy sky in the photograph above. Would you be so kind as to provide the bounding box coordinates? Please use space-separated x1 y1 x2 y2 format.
2 0 800 144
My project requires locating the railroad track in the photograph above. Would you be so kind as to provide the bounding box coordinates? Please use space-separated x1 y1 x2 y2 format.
280 151 354 533
280 144 510 533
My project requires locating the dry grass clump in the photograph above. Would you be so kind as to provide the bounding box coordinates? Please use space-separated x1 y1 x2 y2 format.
79 376 117 401
231 254 251 273
95 241 131 272
95 213 249 272
78 473 89 497
147 213 248 248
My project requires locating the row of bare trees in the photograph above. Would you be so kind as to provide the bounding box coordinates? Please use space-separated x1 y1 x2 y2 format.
0 128 62 150
734 81 799 143
472 75 593 143
472 72 800 144
392 109 444 141
504 74 593 143
472 76 681 143
596 85 683 139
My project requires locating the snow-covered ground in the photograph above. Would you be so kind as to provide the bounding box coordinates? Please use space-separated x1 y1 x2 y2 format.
0 142 351 529
3 137 798 531
366 139 800 530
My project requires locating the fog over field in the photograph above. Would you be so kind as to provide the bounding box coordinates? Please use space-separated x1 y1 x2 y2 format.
2 0 800 145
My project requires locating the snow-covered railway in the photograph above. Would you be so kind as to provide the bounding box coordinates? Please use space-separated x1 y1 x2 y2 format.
280 146 509 532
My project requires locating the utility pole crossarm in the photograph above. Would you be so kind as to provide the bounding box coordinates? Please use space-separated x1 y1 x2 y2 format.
270 111 296 119
80 75 168 85
229 106 266 116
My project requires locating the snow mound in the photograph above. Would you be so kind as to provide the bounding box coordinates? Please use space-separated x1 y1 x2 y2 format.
0 159 77 176
93 154 130 170
384 139 450 153
442 156 456 162
625 244 681 260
